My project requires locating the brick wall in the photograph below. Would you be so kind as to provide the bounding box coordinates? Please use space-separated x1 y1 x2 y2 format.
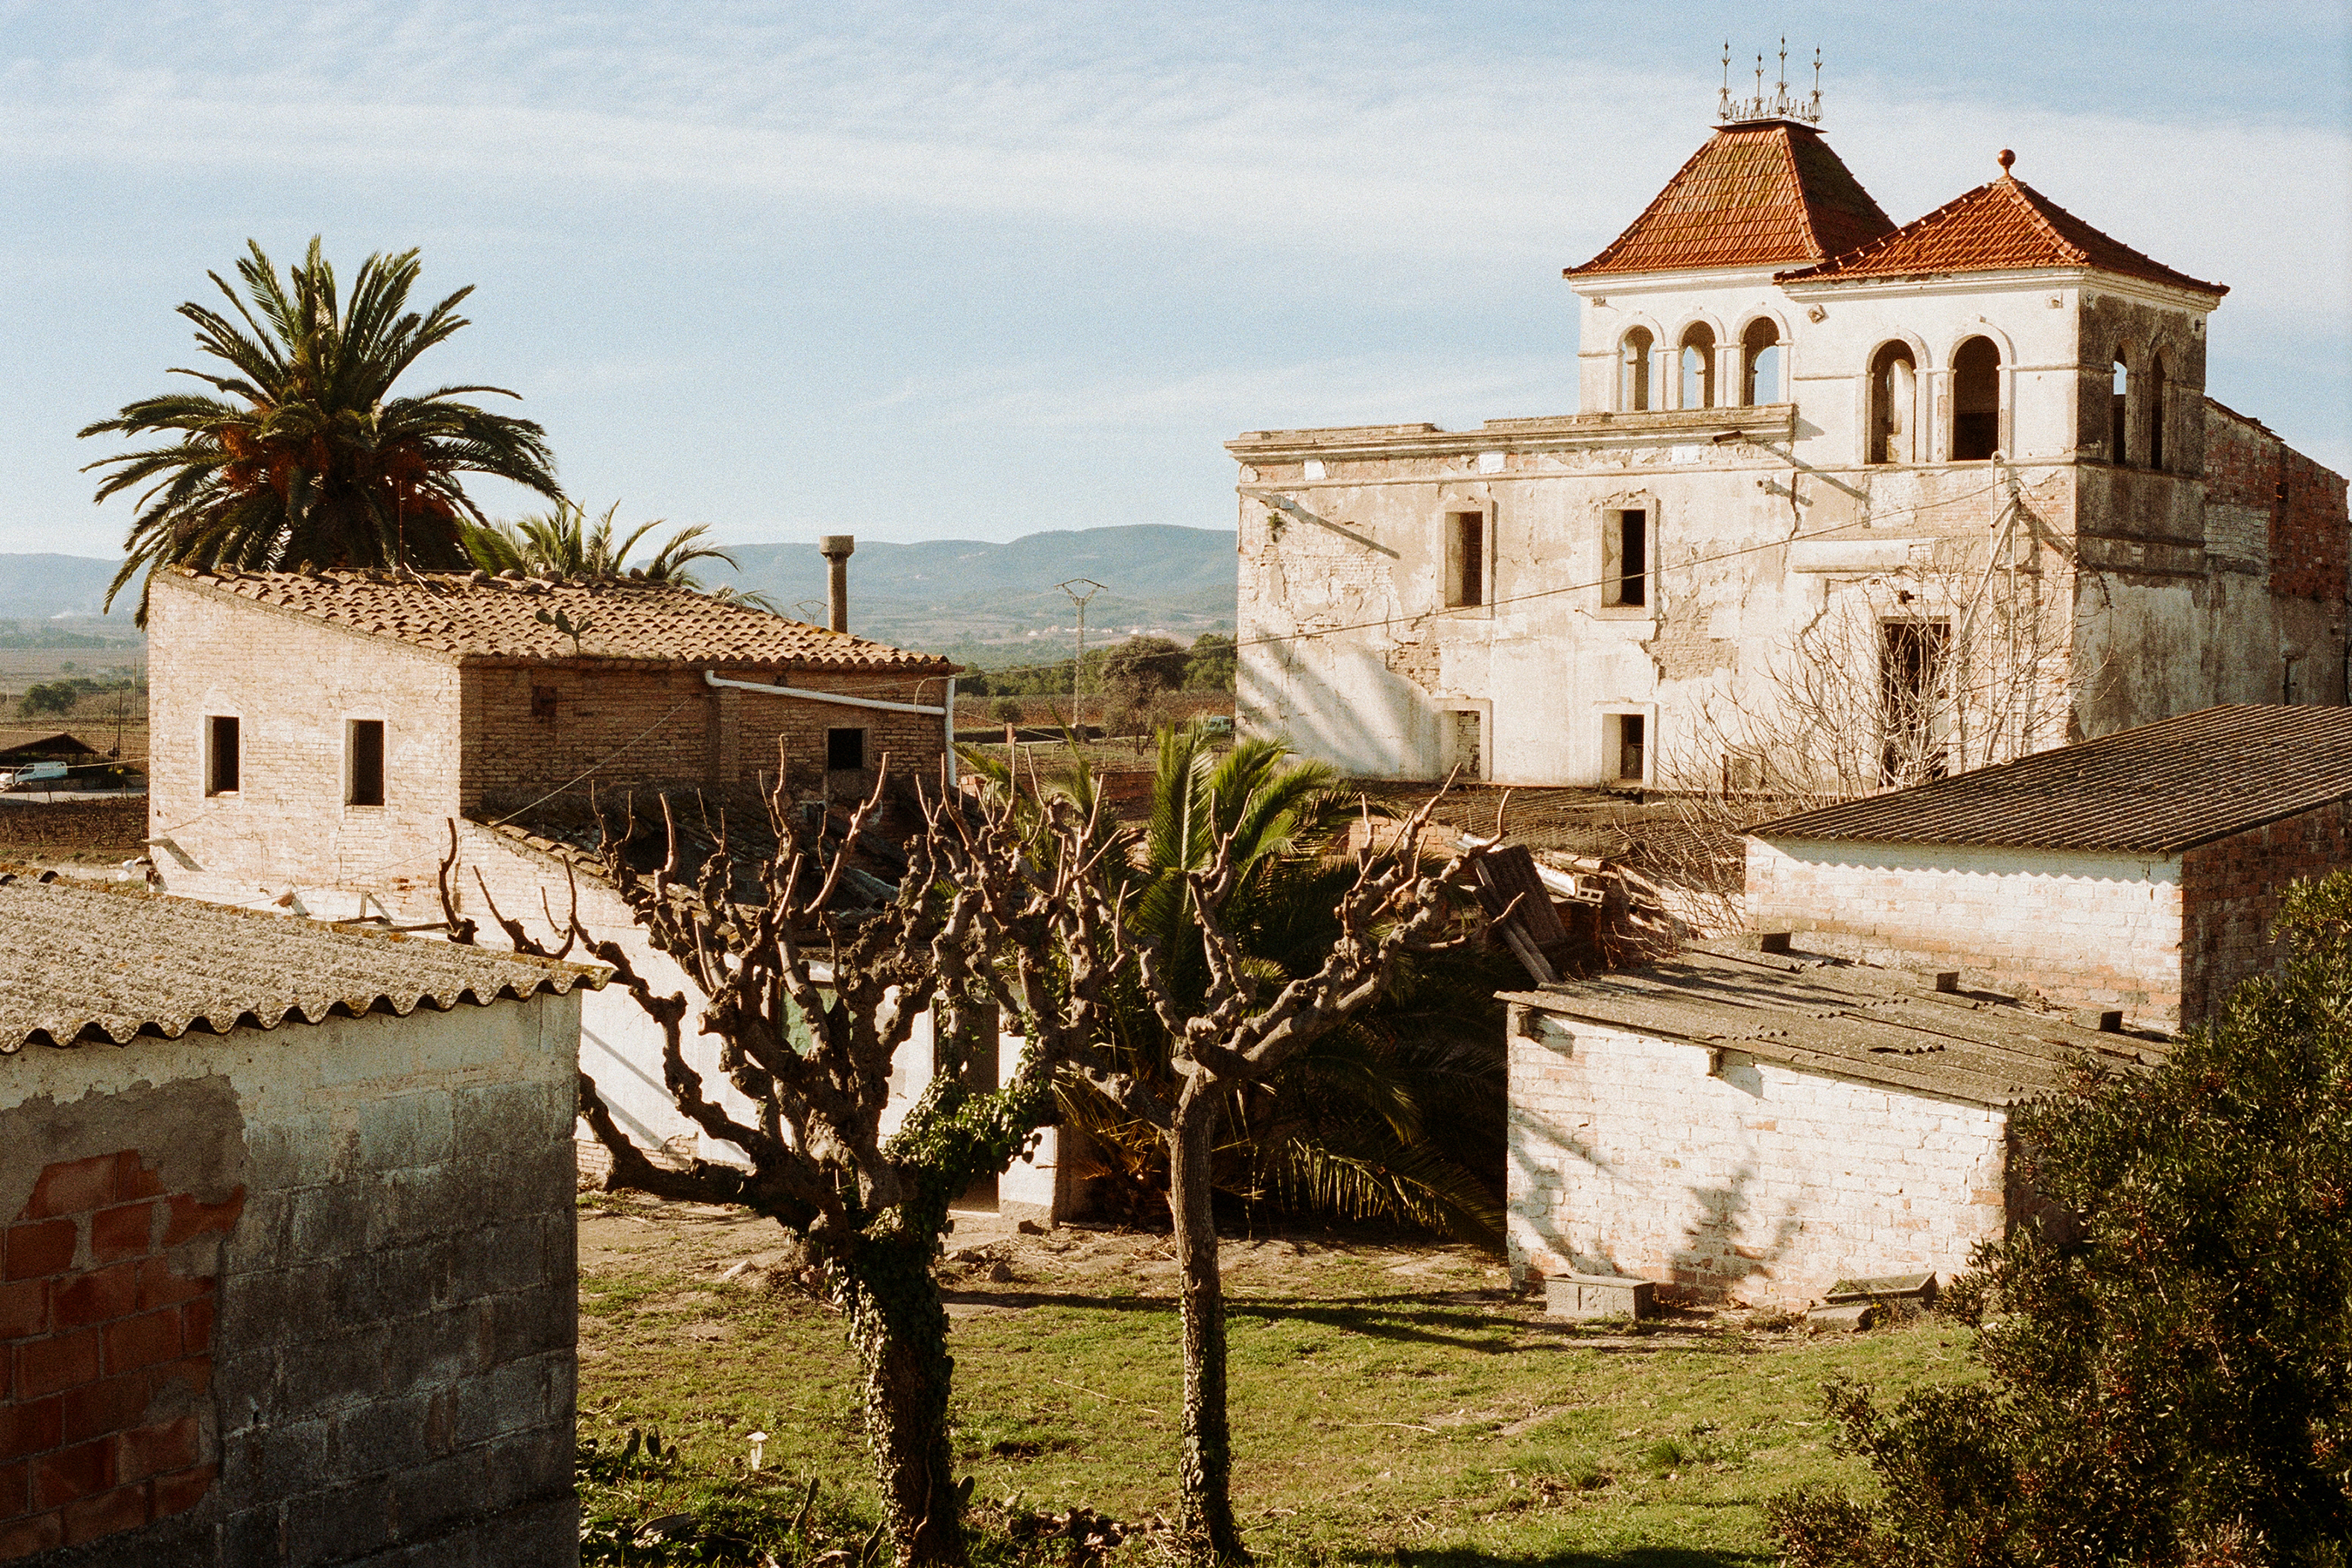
2180 798 2352 1029
0 992 579 1566
1747 836 2186 1026
1 1153 238 1559
458 665 950 810
2203 401 2351 604
1506 1011 2009 1305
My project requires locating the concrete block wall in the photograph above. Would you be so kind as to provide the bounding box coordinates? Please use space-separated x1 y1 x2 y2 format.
0 993 580 1567
2180 799 2352 1028
1747 836 2186 1026
1506 1011 2008 1306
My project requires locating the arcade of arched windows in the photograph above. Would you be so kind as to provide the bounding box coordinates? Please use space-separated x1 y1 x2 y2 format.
2105 340 2184 472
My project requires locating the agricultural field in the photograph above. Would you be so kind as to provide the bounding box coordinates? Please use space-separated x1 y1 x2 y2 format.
576 1196 1969 1565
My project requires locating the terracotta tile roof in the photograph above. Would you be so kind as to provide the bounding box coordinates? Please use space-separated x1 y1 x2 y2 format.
1778 174 2227 296
162 567 956 672
1751 706 2352 855
1504 946 2162 1108
1565 122 1896 278
0 871 598 1052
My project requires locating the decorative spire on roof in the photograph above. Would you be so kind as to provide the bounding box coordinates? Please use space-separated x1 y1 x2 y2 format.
1719 38 1821 126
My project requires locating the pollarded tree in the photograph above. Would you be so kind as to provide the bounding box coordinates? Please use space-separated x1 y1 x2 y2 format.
81 237 562 618
440 771 1123 1567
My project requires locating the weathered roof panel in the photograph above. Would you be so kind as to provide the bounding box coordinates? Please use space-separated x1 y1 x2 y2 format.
161 567 956 673
1507 945 2161 1107
0 872 598 1054
1751 705 2352 854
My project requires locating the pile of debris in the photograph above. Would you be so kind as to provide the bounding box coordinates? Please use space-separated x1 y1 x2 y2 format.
1463 838 1680 983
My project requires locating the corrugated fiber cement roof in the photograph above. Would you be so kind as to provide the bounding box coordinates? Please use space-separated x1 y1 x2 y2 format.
1752 706 2352 855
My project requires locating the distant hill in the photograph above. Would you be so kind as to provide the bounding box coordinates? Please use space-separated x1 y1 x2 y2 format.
0 525 1237 666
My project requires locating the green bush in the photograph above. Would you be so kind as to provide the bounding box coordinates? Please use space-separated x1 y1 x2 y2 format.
1772 871 2352 1566
18 681 78 716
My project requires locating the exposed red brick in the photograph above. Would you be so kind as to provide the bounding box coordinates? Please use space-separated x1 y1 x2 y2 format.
58 1482 145 1546
3 1222 77 1283
51 1262 139 1331
0 1458 24 1519
159 1192 244 1248
0 1399 60 1465
149 1463 214 1524
30 1440 111 1509
98 1312 179 1377
60 1375 150 1447
19 1158 118 1223
0 1281 44 1342
84 1205 154 1267
112 1418 196 1485
0 1509 64 1559
133 1259 209 1314
179 1297 213 1350
110 1156 165 1205
16 1330 99 1401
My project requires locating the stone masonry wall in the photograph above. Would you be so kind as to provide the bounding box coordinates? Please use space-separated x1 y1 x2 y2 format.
1506 1010 2009 1306
1747 836 2186 1027
2180 799 2352 1030
0 992 579 1567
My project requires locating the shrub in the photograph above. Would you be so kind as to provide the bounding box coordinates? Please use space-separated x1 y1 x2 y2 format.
1772 870 2352 1566
18 681 78 716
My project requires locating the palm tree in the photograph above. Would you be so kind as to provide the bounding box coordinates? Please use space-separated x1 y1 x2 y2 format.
966 724 1511 1240
464 502 775 608
80 237 562 619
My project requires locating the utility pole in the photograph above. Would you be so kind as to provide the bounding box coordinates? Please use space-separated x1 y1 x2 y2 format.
1056 578 1107 739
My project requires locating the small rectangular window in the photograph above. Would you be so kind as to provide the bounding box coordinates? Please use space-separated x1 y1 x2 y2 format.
531 684 558 719
206 715 240 796
827 727 868 770
1608 713 1646 784
1604 510 1648 607
1444 510 1484 607
348 720 385 807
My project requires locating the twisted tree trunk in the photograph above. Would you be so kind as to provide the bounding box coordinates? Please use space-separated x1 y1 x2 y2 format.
1169 1088 1247 1563
842 1236 968 1567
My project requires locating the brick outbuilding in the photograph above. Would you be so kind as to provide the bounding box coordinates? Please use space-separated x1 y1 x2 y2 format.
1746 704 2352 1031
0 871 591 1566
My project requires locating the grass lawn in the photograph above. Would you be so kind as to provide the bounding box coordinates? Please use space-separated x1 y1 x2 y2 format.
576 1195 1975 1565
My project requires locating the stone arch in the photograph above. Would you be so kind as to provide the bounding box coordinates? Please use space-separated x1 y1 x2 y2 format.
1617 322 1659 412
1736 310 1791 405
1950 335 2003 461
1866 337 1924 465
2110 341 2134 466
1673 314 1727 409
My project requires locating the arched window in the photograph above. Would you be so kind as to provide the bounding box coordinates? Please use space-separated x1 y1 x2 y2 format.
1740 319 1781 405
1951 336 2001 461
1680 323 1717 409
1619 328 1653 412
2112 357 2131 466
2147 355 2167 470
1868 342 1916 465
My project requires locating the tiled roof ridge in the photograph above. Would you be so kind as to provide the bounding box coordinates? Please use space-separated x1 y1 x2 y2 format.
1566 134 1726 276
1779 173 2227 297
0 872 600 1054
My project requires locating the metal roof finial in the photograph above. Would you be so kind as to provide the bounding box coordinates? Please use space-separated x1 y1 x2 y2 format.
1719 42 1733 122
1720 40 1823 125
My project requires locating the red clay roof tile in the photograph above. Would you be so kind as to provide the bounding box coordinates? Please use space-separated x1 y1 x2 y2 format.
165 567 956 672
1778 175 2227 296
1566 122 1896 278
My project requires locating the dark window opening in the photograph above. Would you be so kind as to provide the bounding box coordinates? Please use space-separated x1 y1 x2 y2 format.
1951 335 2001 460
1869 342 1916 464
827 727 868 770
2147 355 2167 471
531 684 558 719
348 720 385 807
1604 510 1647 608
1740 319 1781 405
1446 510 1485 608
206 715 240 796
1619 328 1653 412
1680 323 1717 409
1880 620 1951 785
2111 358 2131 466
1611 713 1646 783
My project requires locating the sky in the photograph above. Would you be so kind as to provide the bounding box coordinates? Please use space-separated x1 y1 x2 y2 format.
2 1 2347 560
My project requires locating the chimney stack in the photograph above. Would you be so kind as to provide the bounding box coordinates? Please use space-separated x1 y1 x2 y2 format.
818 535 855 632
